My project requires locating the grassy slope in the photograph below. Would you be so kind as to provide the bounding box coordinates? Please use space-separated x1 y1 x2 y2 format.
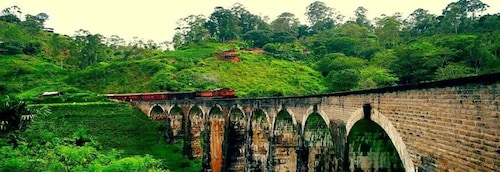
32 102 201 171
65 60 168 93
0 55 66 93
67 42 326 97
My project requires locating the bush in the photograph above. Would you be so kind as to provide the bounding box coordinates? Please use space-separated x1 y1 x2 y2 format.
262 43 280 54
22 41 42 55
0 40 24 55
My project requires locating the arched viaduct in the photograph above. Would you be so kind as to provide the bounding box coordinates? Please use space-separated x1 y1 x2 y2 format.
134 73 499 172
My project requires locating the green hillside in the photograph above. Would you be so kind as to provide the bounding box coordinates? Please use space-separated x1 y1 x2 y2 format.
65 42 326 97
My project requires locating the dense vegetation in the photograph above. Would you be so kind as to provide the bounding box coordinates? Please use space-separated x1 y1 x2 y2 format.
0 97 200 171
0 0 499 171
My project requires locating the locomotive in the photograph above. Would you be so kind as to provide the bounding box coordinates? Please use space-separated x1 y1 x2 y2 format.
105 88 236 102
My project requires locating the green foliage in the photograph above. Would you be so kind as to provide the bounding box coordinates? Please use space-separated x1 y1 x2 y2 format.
434 63 475 80
66 61 167 93
0 14 20 23
242 30 272 47
18 102 198 171
0 39 24 55
0 96 36 132
326 69 360 92
262 43 281 54
359 66 398 89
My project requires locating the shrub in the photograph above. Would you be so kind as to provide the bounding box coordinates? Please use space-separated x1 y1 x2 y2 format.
0 40 24 55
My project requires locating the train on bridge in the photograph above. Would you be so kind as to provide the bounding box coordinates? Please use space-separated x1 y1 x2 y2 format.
105 88 236 101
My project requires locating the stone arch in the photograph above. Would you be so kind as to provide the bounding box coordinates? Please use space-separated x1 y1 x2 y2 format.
148 104 165 120
271 107 298 130
168 105 185 141
229 105 246 118
207 104 223 118
303 112 336 171
225 105 247 171
270 109 299 172
301 105 330 133
187 105 205 158
345 108 415 172
248 109 271 171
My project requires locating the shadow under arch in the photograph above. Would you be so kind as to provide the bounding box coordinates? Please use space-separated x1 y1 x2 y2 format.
167 105 184 141
269 109 299 172
301 105 330 133
248 108 271 172
345 108 415 172
186 105 204 158
224 106 247 171
303 112 336 171
148 104 165 120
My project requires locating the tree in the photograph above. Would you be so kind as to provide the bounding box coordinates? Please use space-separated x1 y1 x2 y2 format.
458 0 489 19
406 8 437 37
359 66 398 89
35 12 49 26
21 14 44 34
0 14 20 23
326 69 360 92
392 41 455 84
434 63 475 80
439 2 466 34
1 5 22 21
354 6 372 29
242 30 272 47
305 1 339 32
175 14 210 46
271 31 297 43
71 29 108 69
231 3 268 34
0 40 24 55
375 14 403 48
270 12 300 34
205 7 240 41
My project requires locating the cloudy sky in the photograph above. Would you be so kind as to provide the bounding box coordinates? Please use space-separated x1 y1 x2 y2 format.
1 0 499 43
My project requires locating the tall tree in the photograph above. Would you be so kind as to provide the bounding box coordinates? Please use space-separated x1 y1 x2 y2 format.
35 12 49 26
439 2 466 34
305 1 339 32
21 14 44 34
231 3 268 34
406 8 437 37
71 29 107 69
205 7 240 42
174 14 210 46
270 12 300 34
375 14 403 48
1 5 22 19
354 6 372 29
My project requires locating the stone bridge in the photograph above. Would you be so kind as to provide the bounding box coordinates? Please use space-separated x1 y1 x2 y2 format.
134 73 499 172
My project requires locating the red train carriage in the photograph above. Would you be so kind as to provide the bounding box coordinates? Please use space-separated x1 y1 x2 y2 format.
141 92 169 101
106 88 236 101
215 88 236 98
196 88 236 98
106 93 142 101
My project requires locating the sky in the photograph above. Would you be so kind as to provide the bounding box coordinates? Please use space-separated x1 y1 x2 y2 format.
1 0 499 44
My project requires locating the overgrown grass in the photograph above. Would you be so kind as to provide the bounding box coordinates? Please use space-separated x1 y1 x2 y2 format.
0 55 68 94
66 61 168 93
29 102 201 171
64 41 326 97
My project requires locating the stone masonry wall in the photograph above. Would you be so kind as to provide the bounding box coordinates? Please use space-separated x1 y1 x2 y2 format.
134 73 499 172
